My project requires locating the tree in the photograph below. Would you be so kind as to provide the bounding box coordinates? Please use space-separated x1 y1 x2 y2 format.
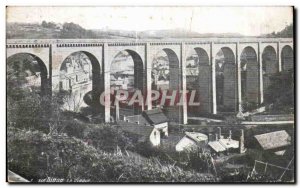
41 21 48 28
59 90 84 112
266 24 293 38
61 22 86 38
264 70 294 113
41 21 57 29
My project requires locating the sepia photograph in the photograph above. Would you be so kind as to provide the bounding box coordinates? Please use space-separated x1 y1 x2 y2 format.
6 6 295 183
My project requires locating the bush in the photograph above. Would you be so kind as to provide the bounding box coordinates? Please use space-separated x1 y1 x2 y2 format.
7 127 97 181
7 87 68 134
62 119 86 139
7 127 217 182
85 125 134 152
59 111 90 139
132 141 214 174
264 71 294 113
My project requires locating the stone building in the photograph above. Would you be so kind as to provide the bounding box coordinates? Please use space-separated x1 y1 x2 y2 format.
123 108 169 139
118 122 161 147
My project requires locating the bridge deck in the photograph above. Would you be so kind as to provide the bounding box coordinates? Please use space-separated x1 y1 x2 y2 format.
6 37 293 45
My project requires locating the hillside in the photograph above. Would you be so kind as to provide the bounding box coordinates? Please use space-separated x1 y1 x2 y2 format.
7 21 245 39
7 22 114 39
262 23 293 38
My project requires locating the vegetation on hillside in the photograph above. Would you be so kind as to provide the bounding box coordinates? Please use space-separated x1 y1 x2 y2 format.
7 21 112 39
264 70 294 114
7 21 245 39
7 80 217 182
8 127 216 182
265 23 293 38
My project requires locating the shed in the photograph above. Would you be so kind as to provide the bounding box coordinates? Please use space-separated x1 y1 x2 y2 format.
254 130 291 151
142 108 169 137
176 132 208 152
208 138 239 154
118 123 161 146
142 108 168 125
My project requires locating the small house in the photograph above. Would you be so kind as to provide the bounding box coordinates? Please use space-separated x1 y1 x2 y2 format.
176 132 208 152
124 108 169 138
142 108 169 137
118 123 161 146
207 128 245 156
208 137 239 154
254 130 291 155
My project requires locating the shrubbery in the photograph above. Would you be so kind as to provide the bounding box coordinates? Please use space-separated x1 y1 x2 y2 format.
264 71 294 114
85 125 134 152
6 77 218 182
7 128 216 182
133 141 215 174
7 85 65 134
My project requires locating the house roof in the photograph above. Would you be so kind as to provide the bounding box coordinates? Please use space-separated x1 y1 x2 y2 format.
208 141 226 153
117 123 155 138
125 115 149 126
254 130 291 150
185 132 208 143
142 108 168 125
219 138 239 149
208 138 239 153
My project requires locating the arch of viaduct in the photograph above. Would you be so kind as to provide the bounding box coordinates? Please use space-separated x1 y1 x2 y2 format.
6 38 294 124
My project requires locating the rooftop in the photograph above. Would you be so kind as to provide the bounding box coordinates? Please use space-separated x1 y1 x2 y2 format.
117 122 154 138
185 132 208 143
208 141 226 153
254 130 291 150
142 108 168 125
208 138 239 153
124 115 149 126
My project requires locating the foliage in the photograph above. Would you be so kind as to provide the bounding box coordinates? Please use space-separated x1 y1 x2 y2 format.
60 22 97 38
41 21 58 29
85 125 134 152
266 24 293 38
7 54 42 97
58 112 89 139
263 70 294 113
132 141 214 174
7 83 77 134
7 128 216 182
7 89 50 133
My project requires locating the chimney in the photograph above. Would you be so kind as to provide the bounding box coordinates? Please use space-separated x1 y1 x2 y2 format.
239 129 245 153
215 133 219 141
217 127 222 139
228 130 232 141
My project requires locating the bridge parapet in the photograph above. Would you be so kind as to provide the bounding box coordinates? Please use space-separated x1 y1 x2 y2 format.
6 37 293 46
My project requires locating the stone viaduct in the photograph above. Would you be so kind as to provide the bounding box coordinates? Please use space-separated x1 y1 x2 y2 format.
6 38 294 124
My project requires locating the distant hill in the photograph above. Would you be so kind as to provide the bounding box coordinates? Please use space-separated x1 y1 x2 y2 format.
7 21 245 39
6 22 115 39
136 29 244 38
262 23 293 38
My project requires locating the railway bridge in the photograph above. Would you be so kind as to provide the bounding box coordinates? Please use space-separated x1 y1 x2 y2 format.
6 38 294 124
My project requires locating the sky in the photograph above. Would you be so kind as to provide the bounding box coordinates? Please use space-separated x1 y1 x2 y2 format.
6 6 293 36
